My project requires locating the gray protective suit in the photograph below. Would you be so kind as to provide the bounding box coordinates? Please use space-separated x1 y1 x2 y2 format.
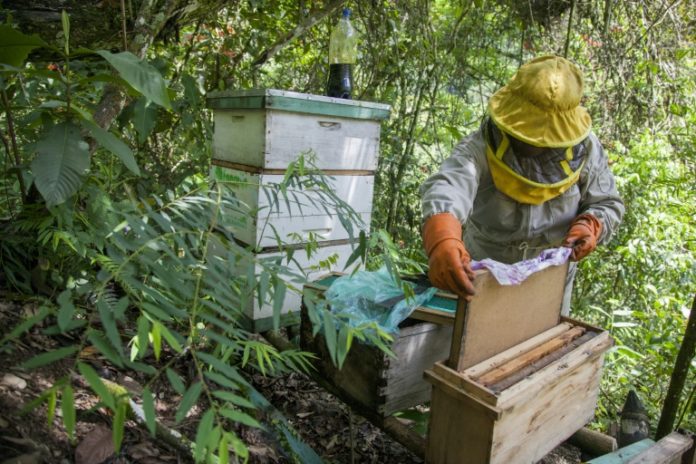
420 124 624 314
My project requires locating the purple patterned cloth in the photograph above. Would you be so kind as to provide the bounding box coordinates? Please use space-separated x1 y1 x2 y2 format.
470 247 572 285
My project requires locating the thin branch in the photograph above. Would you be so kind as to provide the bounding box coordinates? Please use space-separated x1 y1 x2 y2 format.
563 0 576 58
121 0 129 51
251 0 345 68
0 89 27 203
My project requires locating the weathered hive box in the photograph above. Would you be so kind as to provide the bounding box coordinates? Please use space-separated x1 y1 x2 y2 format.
300 273 458 417
424 263 614 464
206 90 391 330
211 165 373 247
207 89 390 171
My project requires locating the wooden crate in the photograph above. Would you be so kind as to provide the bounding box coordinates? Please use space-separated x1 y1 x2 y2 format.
425 318 613 464
300 273 458 417
212 164 373 248
207 89 391 171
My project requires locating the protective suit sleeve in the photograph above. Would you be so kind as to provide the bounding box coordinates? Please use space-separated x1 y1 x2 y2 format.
577 133 625 244
420 130 487 225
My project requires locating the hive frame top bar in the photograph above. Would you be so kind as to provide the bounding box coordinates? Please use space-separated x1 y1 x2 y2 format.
206 89 392 121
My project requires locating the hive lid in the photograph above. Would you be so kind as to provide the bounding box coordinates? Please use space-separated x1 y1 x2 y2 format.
206 89 391 121
448 262 569 372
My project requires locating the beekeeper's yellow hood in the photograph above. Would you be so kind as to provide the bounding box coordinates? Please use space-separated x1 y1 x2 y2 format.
488 55 592 148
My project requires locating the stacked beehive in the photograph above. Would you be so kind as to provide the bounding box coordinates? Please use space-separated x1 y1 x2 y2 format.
206 89 390 331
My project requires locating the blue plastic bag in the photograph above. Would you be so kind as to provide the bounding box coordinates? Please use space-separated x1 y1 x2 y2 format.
324 266 437 334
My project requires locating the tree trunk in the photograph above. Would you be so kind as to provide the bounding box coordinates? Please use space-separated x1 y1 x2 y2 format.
656 294 696 439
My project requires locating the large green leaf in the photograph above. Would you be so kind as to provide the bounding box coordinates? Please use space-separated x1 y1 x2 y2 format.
0 25 48 68
82 120 140 175
96 50 172 109
132 97 158 144
31 122 90 207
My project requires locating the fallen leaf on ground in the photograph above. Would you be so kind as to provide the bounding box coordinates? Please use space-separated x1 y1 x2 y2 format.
75 424 115 464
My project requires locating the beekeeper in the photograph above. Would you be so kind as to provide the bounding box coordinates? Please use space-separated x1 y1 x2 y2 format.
420 55 624 314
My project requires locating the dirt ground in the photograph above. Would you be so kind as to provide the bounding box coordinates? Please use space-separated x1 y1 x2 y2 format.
0 300 582 464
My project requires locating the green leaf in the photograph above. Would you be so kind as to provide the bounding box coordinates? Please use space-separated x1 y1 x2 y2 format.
113 401 126 452
175 382 203 424
31 122 90 207
82 120 140 175
219 434 230 464
46 390 57 426
272 280 286 330
77 362 116 410
322 311 337 365
337 325 350 369
96 51 172 109
21 345 78 370
150 322 162 361
0 25 48 68
194 409 215 462
61 10 70 55
62 385 76 441
219 408 262 428
212 390 254 409
56 290 75 332
136 316 149 359
166 368 185 394
88 330 124 367
132 97 157 144
142 388 156 436
97 299 124 358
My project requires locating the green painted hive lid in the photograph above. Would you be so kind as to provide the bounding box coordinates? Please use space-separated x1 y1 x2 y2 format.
206 89 391 121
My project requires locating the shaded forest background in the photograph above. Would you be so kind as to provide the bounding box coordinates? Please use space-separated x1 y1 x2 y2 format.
0 0 694 462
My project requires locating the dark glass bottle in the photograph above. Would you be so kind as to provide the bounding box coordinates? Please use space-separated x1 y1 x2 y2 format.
326 8 357 99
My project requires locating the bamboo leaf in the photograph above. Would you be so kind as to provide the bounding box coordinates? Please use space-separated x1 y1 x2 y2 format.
31 122 90 207
219 408 262 429
62 385 76 441
88 330 124 367
137 316 149 359
166 368 185 394
96 50 172 109
322 311 337 365
212 390 254 409
175 382 203 424
142 388 156 437
77 362 116 410
56 289 75 332
113 401 127 452
194 409 215 462
218 433 229 464
21 345 77 370
150 322 162 361
272 280 286 330
46 390 57 426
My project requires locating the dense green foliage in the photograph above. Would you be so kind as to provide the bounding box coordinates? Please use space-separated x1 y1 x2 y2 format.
1 0 694 460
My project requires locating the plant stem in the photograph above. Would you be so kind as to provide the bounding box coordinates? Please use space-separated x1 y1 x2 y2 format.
656 294 696 439
121 0 129 51
0 89 27 203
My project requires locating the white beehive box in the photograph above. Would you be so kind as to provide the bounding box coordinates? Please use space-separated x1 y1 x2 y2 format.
206 89 390 331
211 165 373 248
207 89 391 171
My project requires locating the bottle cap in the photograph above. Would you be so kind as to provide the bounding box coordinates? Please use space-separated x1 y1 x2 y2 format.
342 8 351 18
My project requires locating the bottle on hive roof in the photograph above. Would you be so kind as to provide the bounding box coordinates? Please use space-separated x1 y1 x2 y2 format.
326 8 357 99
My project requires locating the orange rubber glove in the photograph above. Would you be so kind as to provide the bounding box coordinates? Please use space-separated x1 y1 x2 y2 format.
423 213 476 300
562 214 603 261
